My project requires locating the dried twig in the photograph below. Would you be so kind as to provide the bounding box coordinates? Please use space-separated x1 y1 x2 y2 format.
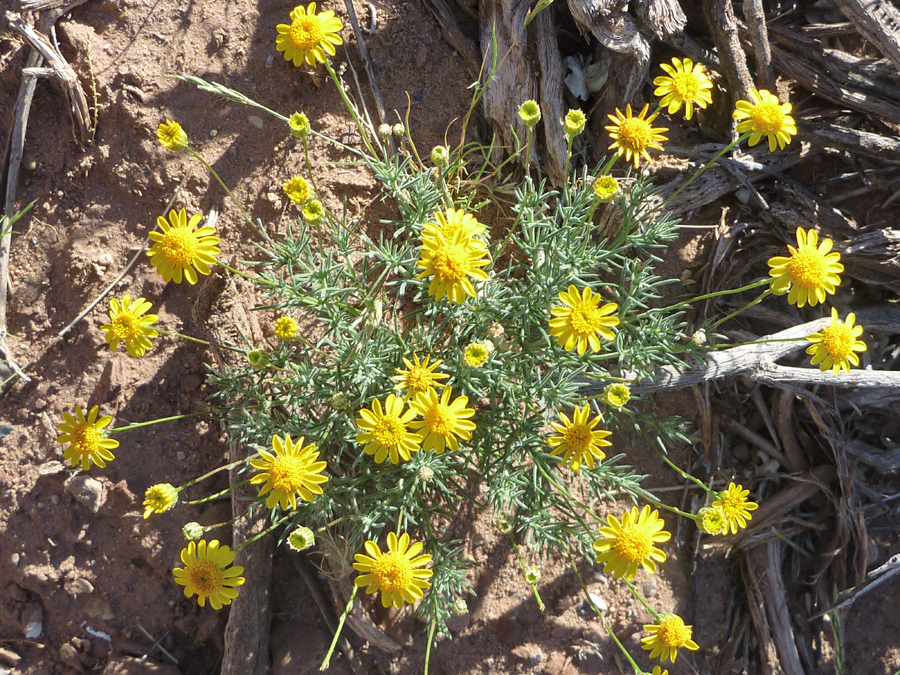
702 0 753 101
742 0 775 92
832 0 900 74
581 307 900 396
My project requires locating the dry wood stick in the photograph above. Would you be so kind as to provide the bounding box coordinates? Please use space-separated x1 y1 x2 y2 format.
579 307 900 396
833 0 900 74
742 0 775 92
701 0 753 101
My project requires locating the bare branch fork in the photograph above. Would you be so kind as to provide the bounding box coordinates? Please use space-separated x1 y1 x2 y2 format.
579 307 900 396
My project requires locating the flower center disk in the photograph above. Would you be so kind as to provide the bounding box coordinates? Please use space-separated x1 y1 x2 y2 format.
658 616 690 646
750 102 786 133
821 323 855 358
111 314 140 340
371 552 414 592
564 424 592 454
70 426 101 457
432 245 468 283
290 16 325 49
672 73 700 99
424 404 453 436
161 228 200 268
614 526 652 562
187 560 224 596
570 304 602 335
374 417 405 446
269 455 306 492
617 118 653 151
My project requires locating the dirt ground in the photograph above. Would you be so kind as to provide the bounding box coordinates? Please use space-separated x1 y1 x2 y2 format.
1 1 899 674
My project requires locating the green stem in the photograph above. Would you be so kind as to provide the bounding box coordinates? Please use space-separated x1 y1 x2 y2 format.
424 618 436 675
710 288 773 330
320 585 358 671
565 548 642 675
661 131 752 209
564 136 573 188
187 148 267 241
217 261 273 286
303 137 319 195
108 413 201 434
623 579 663 621
675 277 771 306
154 328 248 354
323 60 378 158
234 515 289 552
181 459 245 489
657 452 716 497
524 126 533 176
186 478 252 504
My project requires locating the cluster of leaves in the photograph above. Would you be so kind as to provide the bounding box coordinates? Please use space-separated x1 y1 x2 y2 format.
207 139 704 635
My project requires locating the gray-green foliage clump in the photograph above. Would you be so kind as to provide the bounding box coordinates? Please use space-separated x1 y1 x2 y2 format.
207 125 703 638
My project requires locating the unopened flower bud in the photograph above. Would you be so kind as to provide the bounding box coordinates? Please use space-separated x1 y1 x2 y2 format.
451 597 468 616
378 123 392 139
392 123 405 137
418 465 435 483
691 329 707 346
183 522 204 541
247 349 269 369
431 145 450 167
330 393 350 410
287 526 316 551
523 565 541 585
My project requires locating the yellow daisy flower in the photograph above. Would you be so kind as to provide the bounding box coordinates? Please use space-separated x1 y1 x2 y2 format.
806 307 867 374
353 532 433 608
283 176 312 205
422 207 486 243
409 387 476 454
733 88 797 151
519 100 541 128
641 613 700 663
147 209 221 285
593 175 619 203
606 104 668 168
416 228 491 305
592 505 670 580
463 340 494 367
275 316 301 341
547 404 612 471
392 354 449 397
602 383 630 408
101 294 159 358
649 668 668 675
549 285 619 355
355 394 423 464
56 405 119 471
249 434 329 511
653 57 714 120
711 482 758 534
276 2 344 67
767 227 843 308
696 506 727 535
143 483 179 519
172 540 245 610
157 120 188 150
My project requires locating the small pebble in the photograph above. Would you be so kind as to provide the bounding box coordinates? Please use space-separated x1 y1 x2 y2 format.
642 578 657 597
587 593 608 612
266 53 275 68
10 554 20 567
176 451 185 460
736 188 751 205
249 115 264 129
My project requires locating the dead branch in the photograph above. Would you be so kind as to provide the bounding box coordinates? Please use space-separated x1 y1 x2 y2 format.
702 0 753 101
804 121 900 162
832 0 900 75
742 0 775 92
580 307 900 397
769 41 900 126
6 11 92 143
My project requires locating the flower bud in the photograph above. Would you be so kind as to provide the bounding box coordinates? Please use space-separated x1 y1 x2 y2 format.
183 522 205 541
